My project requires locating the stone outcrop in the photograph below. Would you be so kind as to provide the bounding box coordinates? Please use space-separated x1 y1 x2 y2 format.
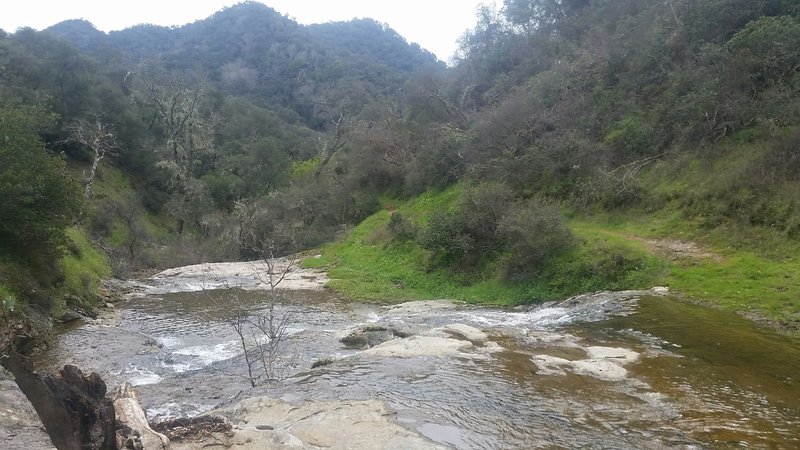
172 396 447 450
531 345 640 382
361 324 502 359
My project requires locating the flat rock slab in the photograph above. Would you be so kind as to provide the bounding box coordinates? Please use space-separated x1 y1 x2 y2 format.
174 396 448 449
145 259 328 294
531 345 641 382
360 324 501 359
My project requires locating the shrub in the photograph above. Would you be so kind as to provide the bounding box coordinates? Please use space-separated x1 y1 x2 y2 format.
498 200 575 278
418 211 473 268
387 212 420 241
417 181 515 270
605 116 655 158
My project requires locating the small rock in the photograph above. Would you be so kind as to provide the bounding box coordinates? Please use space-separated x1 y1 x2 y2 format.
143 338 162 348
443 324 488 343
56 309 82 324
650 286 669 295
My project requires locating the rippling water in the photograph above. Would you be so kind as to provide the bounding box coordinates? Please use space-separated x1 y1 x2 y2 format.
37 288 800 449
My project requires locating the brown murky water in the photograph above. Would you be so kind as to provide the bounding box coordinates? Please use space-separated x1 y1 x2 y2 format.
37 289 800 449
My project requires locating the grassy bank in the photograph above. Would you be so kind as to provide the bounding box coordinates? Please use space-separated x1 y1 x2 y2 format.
303 183 799 333
0 226 111 333
303 188 664 305
570 212 800 330
60 227 113 312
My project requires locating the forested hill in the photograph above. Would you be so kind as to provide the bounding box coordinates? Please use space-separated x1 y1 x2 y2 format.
2 0 800 351
0 1 443 348
46 2 442 126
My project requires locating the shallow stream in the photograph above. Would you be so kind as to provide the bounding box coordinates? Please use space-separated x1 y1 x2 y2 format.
37 281 800 449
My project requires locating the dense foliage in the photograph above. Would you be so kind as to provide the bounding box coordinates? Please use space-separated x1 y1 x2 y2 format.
2 0 800 325
0 103 79 263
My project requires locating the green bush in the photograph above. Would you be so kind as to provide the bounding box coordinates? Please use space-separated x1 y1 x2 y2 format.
540 240 662 296
0 283 17 315
0 103 80 264
605 116 655 157
498 200 575 278
387 212 420 241
418 210 474 268
418 181 513 270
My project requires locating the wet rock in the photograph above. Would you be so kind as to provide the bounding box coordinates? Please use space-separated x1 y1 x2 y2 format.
56 308 83 324
530 355 571 376
531 345 640 382
363 335 470 358
198 396 447 450
362 324 502 359
384 300 459 316
340 325 411 349
443 324 489 343
572 359 629 381
142 338 162 348
145 258 328 294
650 286 669 295
311 357 336 369
584 346 639 363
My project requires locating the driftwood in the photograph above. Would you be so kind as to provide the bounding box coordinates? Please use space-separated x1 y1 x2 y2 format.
113 382 170 449
152 415 232 442
0 354 115 450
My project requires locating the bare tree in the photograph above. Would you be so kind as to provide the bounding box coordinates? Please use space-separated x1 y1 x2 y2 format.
126 69 215 233
256 247 298 380
205 243 298 387
313 113 348 180
65 118 120 199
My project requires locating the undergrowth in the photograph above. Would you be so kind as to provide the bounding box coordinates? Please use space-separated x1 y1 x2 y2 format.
60 227 112 312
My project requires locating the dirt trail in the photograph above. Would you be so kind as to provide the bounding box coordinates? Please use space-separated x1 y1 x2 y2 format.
631 236 720 261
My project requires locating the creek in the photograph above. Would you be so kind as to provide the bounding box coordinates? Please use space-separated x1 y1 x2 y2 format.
36 269 800 449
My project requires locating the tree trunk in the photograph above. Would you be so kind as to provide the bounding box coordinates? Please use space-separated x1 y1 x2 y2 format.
0 354 116 450
113 382 170 449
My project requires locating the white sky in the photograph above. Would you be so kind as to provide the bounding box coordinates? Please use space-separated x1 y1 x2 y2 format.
0 1 496 62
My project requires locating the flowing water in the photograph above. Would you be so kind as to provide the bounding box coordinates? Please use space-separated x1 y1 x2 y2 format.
37 283 800 449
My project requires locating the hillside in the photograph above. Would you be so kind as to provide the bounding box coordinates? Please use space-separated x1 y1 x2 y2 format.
48 2 442 126
0 1 443 350
2 0 800 356
300 0 800 331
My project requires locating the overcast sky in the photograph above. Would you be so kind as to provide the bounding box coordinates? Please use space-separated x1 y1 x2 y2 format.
1 0 496 62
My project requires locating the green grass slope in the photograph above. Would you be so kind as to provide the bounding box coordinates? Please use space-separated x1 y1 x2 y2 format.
304 187 665 305
304 155 800 333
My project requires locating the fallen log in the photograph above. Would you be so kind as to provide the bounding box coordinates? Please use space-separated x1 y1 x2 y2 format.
151 414 232 443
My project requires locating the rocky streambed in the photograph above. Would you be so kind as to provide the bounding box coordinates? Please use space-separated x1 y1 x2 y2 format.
2 260 799 449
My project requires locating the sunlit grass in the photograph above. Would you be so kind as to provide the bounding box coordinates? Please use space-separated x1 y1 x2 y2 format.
305 188 664 305
60 227 112 311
